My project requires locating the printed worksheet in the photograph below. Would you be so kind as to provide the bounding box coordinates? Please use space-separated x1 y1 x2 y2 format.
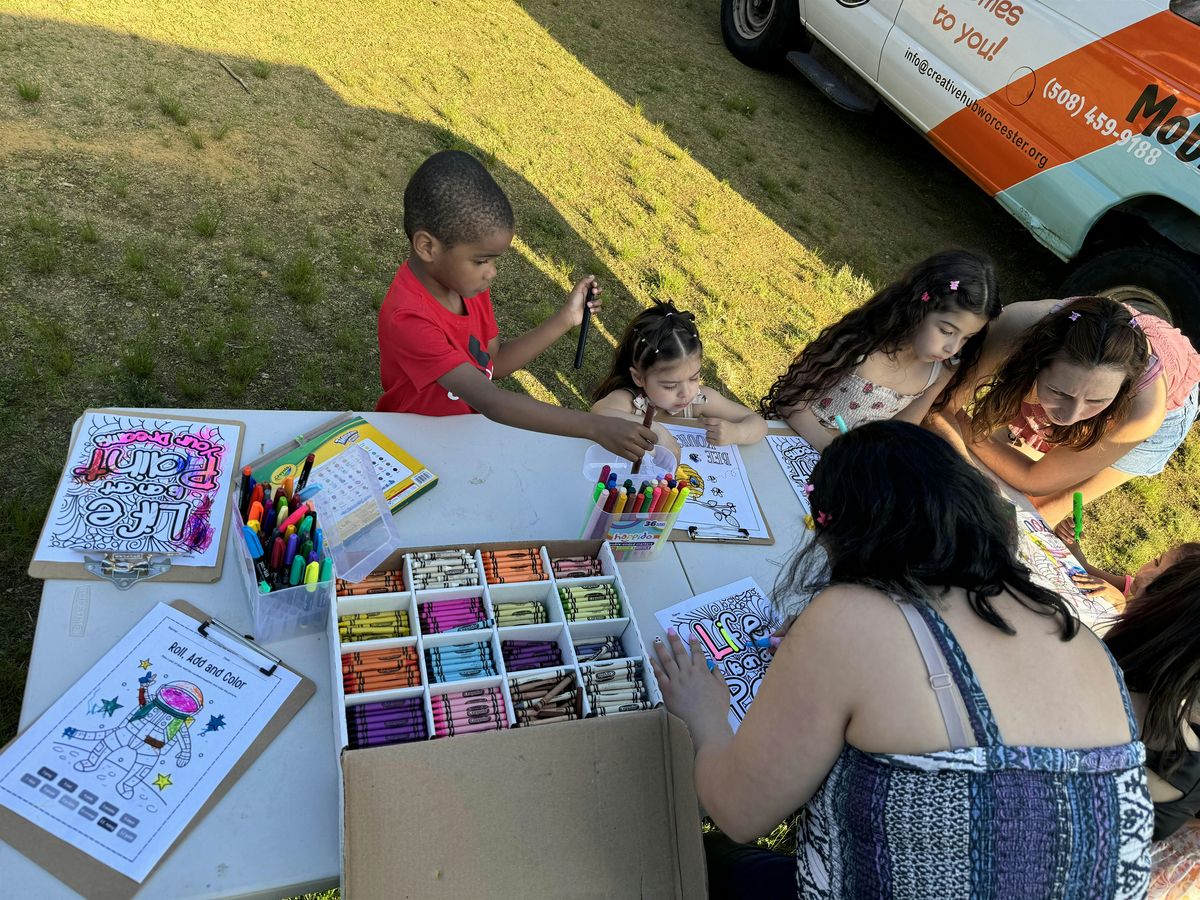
37 412 241 569
0 604 299 882
662 424 769 540
765 434 820 513
655 578 781 732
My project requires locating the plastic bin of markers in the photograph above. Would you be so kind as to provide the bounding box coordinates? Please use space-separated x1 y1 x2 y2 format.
579 507 682 562
579 444 681 562
231 500 334 643
234 445 401 642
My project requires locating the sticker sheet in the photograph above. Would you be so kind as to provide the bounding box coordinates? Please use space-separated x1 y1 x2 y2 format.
0 604 299 882
654 577 781 732
662 424 769 540
766 434 820 513
37 412 240 568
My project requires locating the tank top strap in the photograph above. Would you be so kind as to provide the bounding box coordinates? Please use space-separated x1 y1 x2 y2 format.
1097 640 1141 741
923 362 943 391
909 601 1004 747
891 598 971 749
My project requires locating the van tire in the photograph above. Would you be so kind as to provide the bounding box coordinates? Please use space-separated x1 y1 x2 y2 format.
721 0 801 69
1059 245 1200 341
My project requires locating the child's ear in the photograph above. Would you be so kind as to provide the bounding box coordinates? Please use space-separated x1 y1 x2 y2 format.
629 366 645 388
411 230 439 263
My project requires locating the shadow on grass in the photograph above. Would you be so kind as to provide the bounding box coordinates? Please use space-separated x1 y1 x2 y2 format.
519 0 1063 295
0 14 637 743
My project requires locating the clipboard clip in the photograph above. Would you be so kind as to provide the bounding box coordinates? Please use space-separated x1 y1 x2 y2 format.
686 525 751 543
198 617 281 676
83 552 173 590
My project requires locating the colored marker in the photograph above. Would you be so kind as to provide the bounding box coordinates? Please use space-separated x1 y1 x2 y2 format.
289 554 305 586
239 466 253 517
834 415 849 434
749 635 783 650
297 452 317 491
574 281 596 370
631 402 656 475
599 464 611 486
1073 491 1084 543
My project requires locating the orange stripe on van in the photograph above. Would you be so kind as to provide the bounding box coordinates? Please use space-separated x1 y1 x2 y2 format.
927 11 1200 195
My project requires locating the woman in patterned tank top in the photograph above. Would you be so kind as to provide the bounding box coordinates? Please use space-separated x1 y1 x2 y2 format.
652 422 1151 899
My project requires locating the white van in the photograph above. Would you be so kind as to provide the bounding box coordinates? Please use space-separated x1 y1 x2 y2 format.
721 0 1200 335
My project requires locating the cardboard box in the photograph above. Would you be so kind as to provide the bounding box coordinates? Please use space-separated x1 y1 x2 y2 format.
341 710 704 898
331 540 707 898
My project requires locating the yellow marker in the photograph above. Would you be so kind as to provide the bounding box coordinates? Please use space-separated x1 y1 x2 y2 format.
665 487 679 512
611 488 628 516
303 560 320 590
671 487 690 513
247 520 261 534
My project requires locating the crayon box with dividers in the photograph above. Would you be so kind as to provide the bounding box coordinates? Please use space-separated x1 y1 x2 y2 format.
329 539 707 897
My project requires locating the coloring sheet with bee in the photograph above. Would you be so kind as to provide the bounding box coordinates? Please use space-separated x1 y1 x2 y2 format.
662 424 770 540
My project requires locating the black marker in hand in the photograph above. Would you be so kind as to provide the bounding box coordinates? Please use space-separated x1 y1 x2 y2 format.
573 281 595 370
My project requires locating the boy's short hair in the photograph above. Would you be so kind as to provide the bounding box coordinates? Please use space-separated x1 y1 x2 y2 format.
403 150 514 248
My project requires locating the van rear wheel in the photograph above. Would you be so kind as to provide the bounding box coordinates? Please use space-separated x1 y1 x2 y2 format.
720 0 800 68
1059 245 1200 341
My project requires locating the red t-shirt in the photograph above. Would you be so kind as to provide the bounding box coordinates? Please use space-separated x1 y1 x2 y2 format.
375 262 499 415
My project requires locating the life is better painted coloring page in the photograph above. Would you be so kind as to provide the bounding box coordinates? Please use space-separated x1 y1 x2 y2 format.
655 577 781 732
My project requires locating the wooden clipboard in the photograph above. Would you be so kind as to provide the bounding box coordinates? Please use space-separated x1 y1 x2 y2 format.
655 416 775 546
28 410 246 585
0 599 314 900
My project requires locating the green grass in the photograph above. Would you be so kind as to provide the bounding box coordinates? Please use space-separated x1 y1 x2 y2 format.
191 207 221 237
15 77 40 101
0 6 1196 877
157 94 190 125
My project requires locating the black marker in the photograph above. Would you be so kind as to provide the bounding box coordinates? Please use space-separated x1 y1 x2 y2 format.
573 281 596 370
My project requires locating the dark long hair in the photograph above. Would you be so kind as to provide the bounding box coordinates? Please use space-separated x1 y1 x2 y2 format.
760 250 1001 418
775 421 1078 638
1104 546 1200 773
591 301 702 403
970 296 1150 450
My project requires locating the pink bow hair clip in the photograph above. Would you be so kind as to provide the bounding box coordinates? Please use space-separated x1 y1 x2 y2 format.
816 510 832 526
803 483 815 496
921 292 930 302
1069 311 1081 321
1130 316 1142 330
949 280 960 291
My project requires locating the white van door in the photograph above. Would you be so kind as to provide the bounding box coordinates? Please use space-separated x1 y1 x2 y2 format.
803 0 904 79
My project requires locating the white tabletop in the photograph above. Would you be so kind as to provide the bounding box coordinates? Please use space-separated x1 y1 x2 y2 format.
4 410 749 899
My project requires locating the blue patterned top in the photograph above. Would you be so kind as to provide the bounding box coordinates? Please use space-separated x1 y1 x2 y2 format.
795 602 1153 898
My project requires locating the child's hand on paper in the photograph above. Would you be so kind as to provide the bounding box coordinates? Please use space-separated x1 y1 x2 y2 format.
702 417 735 447
650 629 731 740
591 414 658 463
1070 573 1125 606
560 275 602 328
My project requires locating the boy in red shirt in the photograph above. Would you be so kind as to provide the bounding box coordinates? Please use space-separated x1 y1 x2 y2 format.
377 151 657 462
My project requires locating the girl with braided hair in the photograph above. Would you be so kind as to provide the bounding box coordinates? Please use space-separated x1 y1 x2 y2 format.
590 301 767 456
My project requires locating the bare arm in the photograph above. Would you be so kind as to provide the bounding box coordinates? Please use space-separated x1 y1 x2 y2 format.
782 406 836 452
924 409 977 460
590 392 683 463
697 390 769 446
895 365 953 426
965 380 1164 496
653 588 857 842
490 276 599 379
439 364 656 461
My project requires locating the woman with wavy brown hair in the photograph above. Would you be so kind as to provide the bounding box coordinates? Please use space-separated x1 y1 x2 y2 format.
929 296 1200 526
